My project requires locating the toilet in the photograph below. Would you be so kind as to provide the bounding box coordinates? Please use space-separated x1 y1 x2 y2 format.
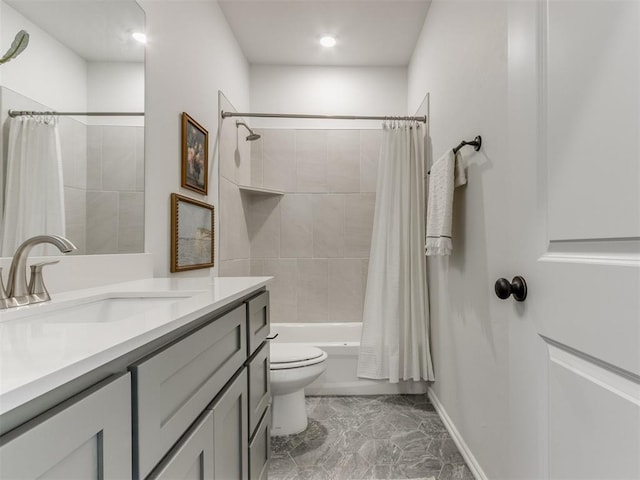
270 343 328 436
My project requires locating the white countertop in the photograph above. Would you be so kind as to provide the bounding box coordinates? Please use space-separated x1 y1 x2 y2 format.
0 276 271 417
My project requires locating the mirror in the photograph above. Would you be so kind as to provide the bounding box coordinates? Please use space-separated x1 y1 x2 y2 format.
0 0 145 256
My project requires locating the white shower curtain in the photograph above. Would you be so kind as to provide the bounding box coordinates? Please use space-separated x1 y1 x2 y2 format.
357 120 435 383
1 116 65 256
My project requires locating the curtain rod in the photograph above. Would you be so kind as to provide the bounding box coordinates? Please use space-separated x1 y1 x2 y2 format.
8 110 144 118
221 110 427 123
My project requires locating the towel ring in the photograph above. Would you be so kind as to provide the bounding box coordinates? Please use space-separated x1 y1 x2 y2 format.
453 136 482 155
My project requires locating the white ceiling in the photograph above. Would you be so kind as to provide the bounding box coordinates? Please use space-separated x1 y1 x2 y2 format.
5 0 145 62
218 0 432 67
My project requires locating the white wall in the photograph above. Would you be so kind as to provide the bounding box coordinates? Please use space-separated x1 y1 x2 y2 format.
0 1 87 112
87 62 144 126
140 0 250 277
408 2 510 479
250 65 407 129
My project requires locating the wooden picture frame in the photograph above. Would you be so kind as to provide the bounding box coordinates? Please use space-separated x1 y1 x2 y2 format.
170 193 215 272
181 112 209 195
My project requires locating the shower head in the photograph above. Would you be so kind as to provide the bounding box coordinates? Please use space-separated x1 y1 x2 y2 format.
236 121 261 141
0 30 29 65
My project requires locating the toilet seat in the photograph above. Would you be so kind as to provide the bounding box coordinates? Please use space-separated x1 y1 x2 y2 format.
270 344 328 370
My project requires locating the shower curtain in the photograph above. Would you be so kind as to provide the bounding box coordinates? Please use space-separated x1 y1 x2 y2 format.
0 116 65 256
357 120 435 383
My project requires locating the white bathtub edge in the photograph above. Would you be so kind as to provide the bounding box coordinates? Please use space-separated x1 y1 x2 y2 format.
306 379 427 396
272 322 428 396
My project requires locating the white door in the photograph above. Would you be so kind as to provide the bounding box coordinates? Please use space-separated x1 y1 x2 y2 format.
507 1 640 479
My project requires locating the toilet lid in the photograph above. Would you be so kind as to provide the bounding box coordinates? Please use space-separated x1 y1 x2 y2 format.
270 343 325 364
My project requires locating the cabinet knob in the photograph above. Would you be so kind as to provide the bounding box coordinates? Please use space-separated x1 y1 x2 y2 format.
494 276 527 302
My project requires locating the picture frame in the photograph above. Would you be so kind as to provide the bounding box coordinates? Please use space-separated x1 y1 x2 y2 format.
170 193 215 272
181 112 209 195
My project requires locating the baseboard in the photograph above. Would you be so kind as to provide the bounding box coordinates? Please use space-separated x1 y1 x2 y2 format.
427 386 488 480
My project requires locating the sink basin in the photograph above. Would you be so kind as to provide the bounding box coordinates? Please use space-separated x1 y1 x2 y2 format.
51 296 191 323
3 292 202 324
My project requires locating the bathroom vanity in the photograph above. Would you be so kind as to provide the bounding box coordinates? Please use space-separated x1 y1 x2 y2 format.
0 277 272 480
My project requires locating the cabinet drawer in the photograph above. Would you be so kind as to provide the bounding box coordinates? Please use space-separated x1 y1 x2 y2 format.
147 410 214 480
0 374 131 480
131 304 246 479
246 291 269 355
248 342 270 436
249 406 271 480
209 369 249 480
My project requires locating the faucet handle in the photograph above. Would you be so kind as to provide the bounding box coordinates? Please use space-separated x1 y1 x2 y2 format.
0 268 19 309
0 267 7 300
28 260 60 303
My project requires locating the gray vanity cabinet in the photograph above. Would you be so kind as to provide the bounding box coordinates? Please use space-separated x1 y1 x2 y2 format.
248 342 271 434
146 411 215 480
147 370 249 480
0 285 271 480
245 291 271 480
246 291 269 355
131 304 246 479
0 374 131 480
249 406 271 480
210 369 249 480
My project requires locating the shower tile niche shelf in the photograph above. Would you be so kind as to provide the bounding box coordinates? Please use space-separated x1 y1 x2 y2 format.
238 184 285 196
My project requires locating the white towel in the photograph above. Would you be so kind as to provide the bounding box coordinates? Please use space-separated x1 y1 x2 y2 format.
425 149 467 256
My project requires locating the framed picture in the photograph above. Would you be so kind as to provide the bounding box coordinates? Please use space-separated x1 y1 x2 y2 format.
181 112 209 195
171 193 215 272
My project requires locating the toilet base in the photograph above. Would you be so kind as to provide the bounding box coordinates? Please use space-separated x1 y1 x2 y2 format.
271 389 308 436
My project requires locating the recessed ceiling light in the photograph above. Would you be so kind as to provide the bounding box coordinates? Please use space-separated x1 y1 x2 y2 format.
132 32 147 44
320 36 336 48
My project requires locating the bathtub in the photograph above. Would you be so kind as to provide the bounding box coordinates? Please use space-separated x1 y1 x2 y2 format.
270 323 427 395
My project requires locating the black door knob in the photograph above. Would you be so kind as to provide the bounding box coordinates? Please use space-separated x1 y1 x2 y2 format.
494 276 527 302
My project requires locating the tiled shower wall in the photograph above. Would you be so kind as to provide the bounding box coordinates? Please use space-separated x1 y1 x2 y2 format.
58 115 88 254
247 129 381 323
218 93 252 277
86 125 144 254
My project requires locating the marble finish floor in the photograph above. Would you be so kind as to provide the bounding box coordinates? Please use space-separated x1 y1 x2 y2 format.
269 395 474 480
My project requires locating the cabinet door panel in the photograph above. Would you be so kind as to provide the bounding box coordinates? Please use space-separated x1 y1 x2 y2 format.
211 369 248 480
246 291 269 355
0 374 131 480
147 411 214 480
249 406 271 480
132 305 246 479
248 342 270 435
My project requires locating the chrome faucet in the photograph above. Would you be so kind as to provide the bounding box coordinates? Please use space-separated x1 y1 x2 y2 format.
0 235 76 309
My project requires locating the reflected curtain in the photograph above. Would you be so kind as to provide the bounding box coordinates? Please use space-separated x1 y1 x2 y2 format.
357 120 435 383
1 116 65 256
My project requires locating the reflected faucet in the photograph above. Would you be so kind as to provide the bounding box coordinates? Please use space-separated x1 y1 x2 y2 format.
1 235 76 309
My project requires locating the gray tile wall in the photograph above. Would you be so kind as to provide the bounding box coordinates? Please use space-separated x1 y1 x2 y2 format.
247 128 381 323
59 116 88 255
218 93 252 276
85 125 144 254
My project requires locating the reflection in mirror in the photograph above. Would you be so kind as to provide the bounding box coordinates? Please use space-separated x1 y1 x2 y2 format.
0 0 145 256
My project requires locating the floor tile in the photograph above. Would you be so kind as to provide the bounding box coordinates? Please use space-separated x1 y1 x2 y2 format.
268 395 473 480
